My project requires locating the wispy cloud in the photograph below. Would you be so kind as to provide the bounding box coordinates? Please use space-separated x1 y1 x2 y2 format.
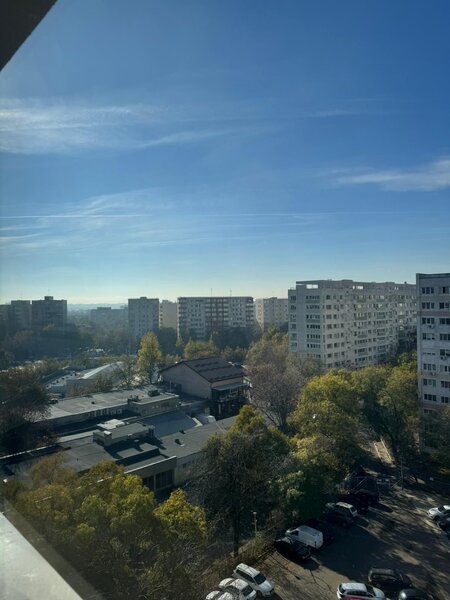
0 98 252 155
331 157 450 191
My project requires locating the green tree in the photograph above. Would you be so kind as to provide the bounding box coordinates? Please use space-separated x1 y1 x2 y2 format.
0 367 52 456
246 333 322 432
368 364 419 460
194 406 290 556
137 332 162 383
154 327 178 356
115 354 137 388
290 370 362 465
183 337 218 360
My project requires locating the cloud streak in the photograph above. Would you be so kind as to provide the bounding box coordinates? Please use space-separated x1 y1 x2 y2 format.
332 157 450 191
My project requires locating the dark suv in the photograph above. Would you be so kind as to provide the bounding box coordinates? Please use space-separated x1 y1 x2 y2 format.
368 568 412 591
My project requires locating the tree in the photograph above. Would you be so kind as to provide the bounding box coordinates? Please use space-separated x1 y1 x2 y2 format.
290 370 363 465
246 332 322 433
183 337 218 360
0 367 52 456
421 407 450 471
137 332 162 383
154 327 178 357
14 460 208 600
194 406 290 556
367 364 419 460
115 354 137 388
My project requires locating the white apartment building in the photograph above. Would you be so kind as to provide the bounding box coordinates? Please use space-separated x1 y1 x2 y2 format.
159 300 177 330
288 279 416 370
255 297 288 330
177 296 255 340
416 273 450 414
128 297 159 343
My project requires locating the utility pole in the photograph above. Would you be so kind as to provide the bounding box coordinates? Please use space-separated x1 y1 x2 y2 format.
400 454 404 489
252 511 257 538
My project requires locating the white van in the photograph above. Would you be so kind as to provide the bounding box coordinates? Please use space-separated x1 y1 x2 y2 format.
285 525 323 549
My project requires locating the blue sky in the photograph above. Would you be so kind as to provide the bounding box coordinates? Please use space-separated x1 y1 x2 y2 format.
1 0 449 303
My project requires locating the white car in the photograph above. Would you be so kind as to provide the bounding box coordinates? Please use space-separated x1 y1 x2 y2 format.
206 591 234 600
327 501 358 519
219 577 257 600
232 563 274 597
427 504 450 521
337 582 385 600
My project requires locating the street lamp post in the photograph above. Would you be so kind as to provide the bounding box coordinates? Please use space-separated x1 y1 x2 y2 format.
252 511 257 538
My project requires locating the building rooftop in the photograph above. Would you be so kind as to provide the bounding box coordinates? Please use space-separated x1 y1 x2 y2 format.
162 356 244 383
160 416 235 459
39 386 178 422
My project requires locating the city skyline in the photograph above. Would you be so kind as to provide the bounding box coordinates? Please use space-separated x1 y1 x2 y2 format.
1 1 449 303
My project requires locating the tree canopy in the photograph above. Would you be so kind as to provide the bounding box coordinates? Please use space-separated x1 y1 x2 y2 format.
137 332 162 383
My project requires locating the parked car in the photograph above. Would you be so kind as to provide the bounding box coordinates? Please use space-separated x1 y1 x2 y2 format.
353 489 380 505
368 568 412 591
437 515 450 531
398 589 430 600
305 519 336 544
285 525 323 549
427 505 450 521
337 583 385 600
206 591 234 600
327 501 358 519
324 510 354 528
232 564 274 598
275 536 311 561
219 577 257 600
339 494 369 515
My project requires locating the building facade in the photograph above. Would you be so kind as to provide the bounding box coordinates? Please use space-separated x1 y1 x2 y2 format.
31 296 67 329
417 273 450 414
255 297 288 330
177 296 255 340
288 279 416 370
0 300 31 334
128 297 159 344
159 300 177 330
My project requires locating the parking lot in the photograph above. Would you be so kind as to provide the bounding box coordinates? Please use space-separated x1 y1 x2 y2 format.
255 484 449 600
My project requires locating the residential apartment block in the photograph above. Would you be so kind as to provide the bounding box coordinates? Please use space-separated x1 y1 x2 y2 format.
31 296 67 329
288 279 416 370
159 300 177 330
416 273 450 413
255 297 288 330
90 306 127 328
128 297 159 343
177 296 255 340
0 300 31 334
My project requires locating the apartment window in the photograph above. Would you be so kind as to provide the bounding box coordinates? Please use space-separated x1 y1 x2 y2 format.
423 378 436 387
422 317 435 324
439 302 449 309
424 394 437 402
422 333 435 340
442 287 449 294
423 363 436 371
440 333 450 341
422 302 435 309
441 397 450 404
421 287 434 294
440 318 450 325
441 381 450 388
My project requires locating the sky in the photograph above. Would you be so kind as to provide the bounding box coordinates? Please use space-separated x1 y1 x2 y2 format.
0 0 449 304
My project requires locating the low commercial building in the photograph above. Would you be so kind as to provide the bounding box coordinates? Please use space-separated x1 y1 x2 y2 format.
160 356 248 418
65 362 124 395
38 385 181 429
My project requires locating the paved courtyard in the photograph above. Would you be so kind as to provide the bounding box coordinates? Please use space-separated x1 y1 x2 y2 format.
256 483 449 600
